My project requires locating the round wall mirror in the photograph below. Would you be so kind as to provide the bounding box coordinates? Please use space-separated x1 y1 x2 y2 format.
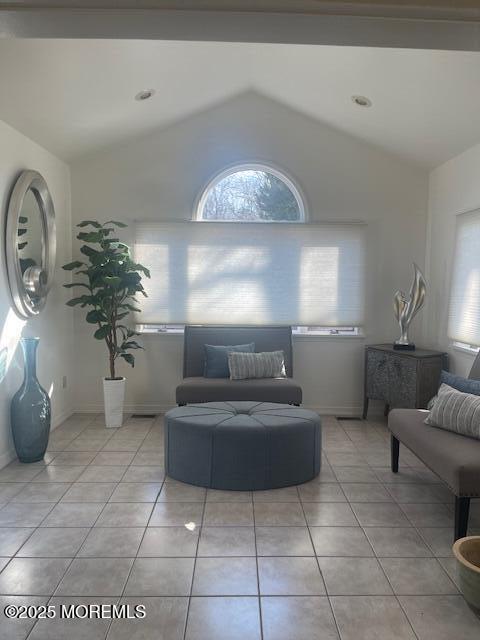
5 170 56 318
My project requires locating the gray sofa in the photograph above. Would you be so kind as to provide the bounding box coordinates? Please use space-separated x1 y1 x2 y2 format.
388 351 480 541
175 325 302 405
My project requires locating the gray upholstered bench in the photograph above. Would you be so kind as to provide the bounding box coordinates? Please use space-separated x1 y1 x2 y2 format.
176 326 302 405
165 401 321 490
388 351 480 541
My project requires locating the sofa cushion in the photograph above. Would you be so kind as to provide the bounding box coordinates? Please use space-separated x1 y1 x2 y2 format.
228 350 286 380
176 376 302 405
425 383 480 440
428 371 480 408
440 370 480 395
183 326 294 377
388 408 480 496
204 342 255 378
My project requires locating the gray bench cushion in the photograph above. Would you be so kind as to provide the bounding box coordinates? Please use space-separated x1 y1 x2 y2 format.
176 376 302 405
165 401 321 490
388 408 480 497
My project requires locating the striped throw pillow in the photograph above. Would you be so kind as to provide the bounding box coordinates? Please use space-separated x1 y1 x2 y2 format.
228 350 286 380
425 383 480 440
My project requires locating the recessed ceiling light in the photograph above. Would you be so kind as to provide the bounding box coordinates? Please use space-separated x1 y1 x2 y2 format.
351 95 372 108
135 89 155 102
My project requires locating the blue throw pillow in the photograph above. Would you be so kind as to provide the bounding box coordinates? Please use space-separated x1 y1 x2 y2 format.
428 370 480 409
204 343 255 378
440 370 480 395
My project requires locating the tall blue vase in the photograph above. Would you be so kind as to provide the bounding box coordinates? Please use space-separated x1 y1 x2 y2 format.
11 337 51 463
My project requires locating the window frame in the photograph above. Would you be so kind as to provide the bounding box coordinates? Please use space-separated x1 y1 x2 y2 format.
136 324 364 338
194 162 307 223
447 207 480 348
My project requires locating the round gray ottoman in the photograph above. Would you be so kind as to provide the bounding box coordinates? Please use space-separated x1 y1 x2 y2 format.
165 401 321 490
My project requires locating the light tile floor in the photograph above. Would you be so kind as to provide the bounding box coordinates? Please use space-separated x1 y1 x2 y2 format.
0 413 479 639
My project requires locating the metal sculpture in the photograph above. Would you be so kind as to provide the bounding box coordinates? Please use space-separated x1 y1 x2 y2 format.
393 263 426 350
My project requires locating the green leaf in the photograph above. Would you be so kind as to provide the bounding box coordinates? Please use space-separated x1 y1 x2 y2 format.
116 312 129 320
66 295 92 307
80 245 101 258
19 258 35 274
86 309 107 324
103 276 122 288
94 325 110 340
77 231 104 243
77 220 102 228
63 283 90 289
119 303 141 313
122 341 143 350
105 220 128 228
62 261 85 271
120 353 135 366
131 263 151 278
78 220 101 228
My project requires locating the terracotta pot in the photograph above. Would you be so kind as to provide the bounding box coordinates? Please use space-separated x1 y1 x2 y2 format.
453 535 480 611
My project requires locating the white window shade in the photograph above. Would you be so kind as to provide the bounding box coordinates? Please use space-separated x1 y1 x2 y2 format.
134 222 366 326
448 209 480 346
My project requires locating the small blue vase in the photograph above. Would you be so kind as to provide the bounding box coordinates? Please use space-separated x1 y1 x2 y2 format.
11 337 51 463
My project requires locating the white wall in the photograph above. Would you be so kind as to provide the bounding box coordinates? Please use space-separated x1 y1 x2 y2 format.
425 140 480 377
0 119 74 467
71 92 428 415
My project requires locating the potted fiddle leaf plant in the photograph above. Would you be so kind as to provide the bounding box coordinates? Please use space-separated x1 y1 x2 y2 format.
62 220 150 427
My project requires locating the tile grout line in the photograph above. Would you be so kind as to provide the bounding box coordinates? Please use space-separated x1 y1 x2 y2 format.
182 485 207 640
18 414 157 640
1 413 479 639
252 487 264 640
90 416 160 640
328 418 421 640
0 413 101 621
297 479 344 640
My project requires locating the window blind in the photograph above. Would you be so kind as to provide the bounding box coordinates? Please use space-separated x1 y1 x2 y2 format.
448 209 480 346
134 221 366 326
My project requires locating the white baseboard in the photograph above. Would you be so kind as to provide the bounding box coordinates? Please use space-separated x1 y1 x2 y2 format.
308 405 363 418
51 407 75 431
74 403 174 415
0 447 16 471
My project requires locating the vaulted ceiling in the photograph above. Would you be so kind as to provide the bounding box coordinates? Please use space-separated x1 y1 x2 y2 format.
1 39 480 168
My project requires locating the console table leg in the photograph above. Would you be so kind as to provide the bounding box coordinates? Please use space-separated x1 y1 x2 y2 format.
454 496 470 541
391 435 399 473
362 397 369 419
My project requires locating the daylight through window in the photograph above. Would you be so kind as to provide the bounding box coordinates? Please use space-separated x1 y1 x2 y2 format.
196 164 305 222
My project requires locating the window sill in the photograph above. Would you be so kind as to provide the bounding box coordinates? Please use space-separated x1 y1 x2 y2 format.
136 327 365 340
292 333 365 341
452 342 480 356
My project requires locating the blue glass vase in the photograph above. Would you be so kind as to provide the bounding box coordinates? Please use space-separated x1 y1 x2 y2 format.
11 337 51 463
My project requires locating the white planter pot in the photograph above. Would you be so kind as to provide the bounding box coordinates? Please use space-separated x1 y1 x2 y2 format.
103 377 126 428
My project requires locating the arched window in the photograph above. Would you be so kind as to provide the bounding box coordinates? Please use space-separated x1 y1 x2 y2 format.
195 164 306 222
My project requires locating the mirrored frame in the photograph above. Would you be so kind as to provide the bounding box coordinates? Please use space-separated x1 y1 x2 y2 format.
5 170 56 319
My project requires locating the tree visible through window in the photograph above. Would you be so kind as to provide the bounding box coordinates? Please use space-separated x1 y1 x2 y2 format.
197 165 304 222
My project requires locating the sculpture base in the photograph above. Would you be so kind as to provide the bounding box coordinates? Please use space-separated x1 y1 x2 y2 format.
393 343 416 351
